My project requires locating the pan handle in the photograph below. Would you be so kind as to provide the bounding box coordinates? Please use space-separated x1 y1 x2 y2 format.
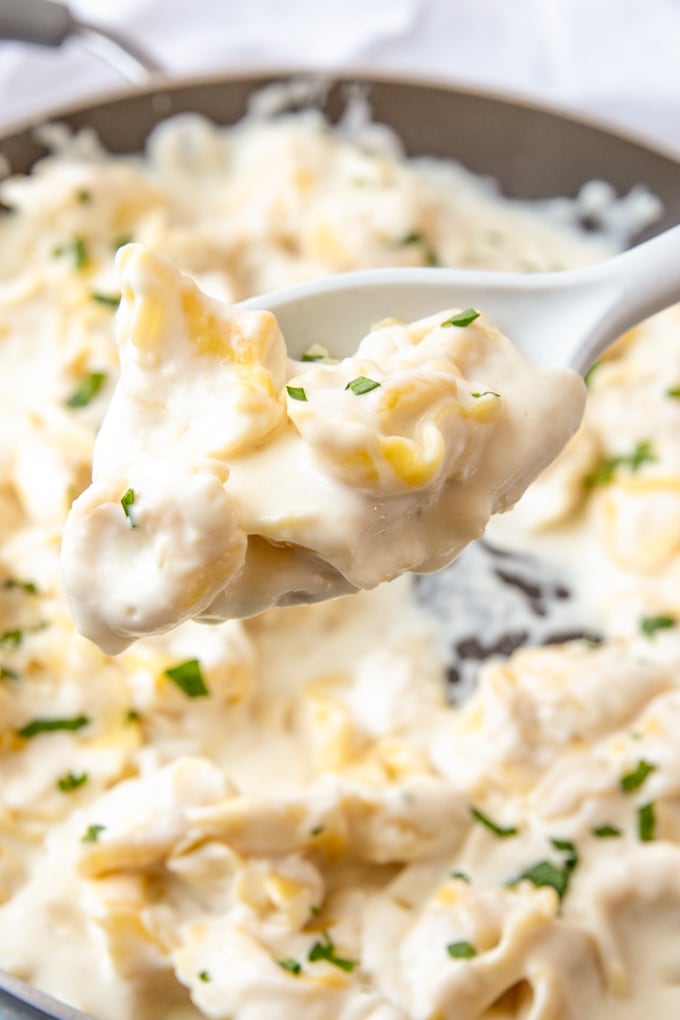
0 0 162 81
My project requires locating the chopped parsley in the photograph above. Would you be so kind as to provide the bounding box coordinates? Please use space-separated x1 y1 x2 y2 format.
469 805 519 838
592 824 622 838
666 386 680 398
549 837 579 872
640 614 676 638
392 230 439 266
0 628 22 648
345 376 381 395
286 385 307 401
120 487 137 528
509 836 579 901
450 870 471 883
76 188 92 204
446 941 477 959
57 771 89 793
0 666 19 681
471 390 500 399
308 931 357 972
638 802 656 842
113 234 133 250
2 578 38 594
509 859 571 900
52 238 89 270
441 308 480 328
198 971 211 983
66 371 107 409
310 825 325 836
395 230 426 246
18 715 90 739
277 958 302 976
125 708 141 724
164 658 209 698
81 823 105 843
90 292 121 309
583 440 656 488
620 759 656 793
301 344 330 362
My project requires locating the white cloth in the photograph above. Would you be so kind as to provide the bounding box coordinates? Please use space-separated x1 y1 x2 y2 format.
0 0 679 158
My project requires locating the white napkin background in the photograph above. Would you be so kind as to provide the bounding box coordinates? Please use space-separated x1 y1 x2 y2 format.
0 0 679 158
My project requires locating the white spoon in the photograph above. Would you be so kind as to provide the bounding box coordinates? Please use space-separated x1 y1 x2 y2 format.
241 223 680 371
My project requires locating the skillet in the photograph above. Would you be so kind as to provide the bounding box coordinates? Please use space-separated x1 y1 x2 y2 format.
0 67 679 1020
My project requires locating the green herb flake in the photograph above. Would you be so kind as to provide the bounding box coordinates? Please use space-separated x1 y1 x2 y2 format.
52 238 89 270
164 658 209 698
583 458 618 487
301 344 329 362
66 371 107 409
310 825 325 836
125 708 141 725
18 715 90 740
0 629 22 648
592 824 622 838
469 805 519 838
638 802 656 842
584 360 601 388
345 376 381 396
471 391 500 399
113 234 133 250
198 971 211 983
57 771 89 793
81 823 105 844
286 385 307 401
277 958 302 976
395 230 425 246
2 578 38 594
584 440 656 489
0 666 19 681
393 230 439 265
621 759 656 794
446 940 477 960
640 614 676 638
91 292 121 309
120 487 137 528
509 860 570 900
450 870 471 883
550 837 579 871
441 308 481 328
76 188 92 204
666 386 680 398
308 931 357 972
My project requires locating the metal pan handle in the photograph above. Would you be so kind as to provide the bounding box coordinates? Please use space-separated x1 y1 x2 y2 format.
0 0 162 81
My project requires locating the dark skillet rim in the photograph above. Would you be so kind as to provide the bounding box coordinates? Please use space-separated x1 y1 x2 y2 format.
0 66 679 167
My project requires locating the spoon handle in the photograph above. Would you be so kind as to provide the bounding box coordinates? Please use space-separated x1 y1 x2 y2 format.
589 222 680 356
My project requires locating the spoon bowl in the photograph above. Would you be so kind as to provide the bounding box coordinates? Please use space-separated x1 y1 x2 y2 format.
241 223 680 372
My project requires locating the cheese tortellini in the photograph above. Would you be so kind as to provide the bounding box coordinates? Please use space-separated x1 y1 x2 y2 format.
61 244 584 653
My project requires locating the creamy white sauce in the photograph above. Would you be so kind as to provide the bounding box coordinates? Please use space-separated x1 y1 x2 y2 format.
60 243 584 654
0 107 676 1020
